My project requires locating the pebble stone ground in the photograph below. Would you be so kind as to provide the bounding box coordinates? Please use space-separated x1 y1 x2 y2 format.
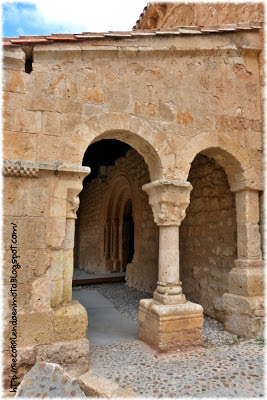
73 282 265 397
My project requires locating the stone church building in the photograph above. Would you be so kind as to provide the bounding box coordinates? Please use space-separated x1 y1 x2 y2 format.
2 2 265 387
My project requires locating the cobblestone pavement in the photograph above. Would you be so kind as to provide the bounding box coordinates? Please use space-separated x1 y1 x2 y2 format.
74 283 265 397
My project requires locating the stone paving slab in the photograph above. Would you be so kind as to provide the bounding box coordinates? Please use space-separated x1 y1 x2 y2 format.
86 307 139 345
73 287 138 345
89 340 264 398
72 288 114 309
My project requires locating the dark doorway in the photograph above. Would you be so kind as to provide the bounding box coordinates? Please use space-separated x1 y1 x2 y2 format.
122 199 134 271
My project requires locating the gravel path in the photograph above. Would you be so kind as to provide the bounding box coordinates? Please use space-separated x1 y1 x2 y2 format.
73 282 264 397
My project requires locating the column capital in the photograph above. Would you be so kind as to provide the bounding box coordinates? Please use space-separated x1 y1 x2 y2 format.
142 180 192 226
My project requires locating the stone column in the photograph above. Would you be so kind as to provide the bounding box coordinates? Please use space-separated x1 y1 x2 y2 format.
111 218 120 270
223 189 264 337
138 180 204 351
62 191 80 304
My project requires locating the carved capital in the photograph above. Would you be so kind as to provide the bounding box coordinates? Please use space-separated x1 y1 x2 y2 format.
142 180 192 226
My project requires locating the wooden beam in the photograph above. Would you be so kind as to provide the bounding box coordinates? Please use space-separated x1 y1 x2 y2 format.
72 275 126 286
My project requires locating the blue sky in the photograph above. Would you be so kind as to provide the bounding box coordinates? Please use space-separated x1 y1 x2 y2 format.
2 0 148 37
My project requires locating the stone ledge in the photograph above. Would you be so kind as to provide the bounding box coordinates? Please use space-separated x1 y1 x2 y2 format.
3 160 90 177
78 371 134 398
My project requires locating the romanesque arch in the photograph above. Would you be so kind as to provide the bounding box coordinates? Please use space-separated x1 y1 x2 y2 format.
177 132 262 191
179 143 263 336
74 138 159 292
62 120 173 181
180 153 237 322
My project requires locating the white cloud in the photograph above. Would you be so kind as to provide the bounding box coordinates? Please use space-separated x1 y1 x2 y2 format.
3 0 149 34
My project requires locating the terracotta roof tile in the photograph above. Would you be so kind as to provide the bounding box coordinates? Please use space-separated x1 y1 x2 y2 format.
19 35 48 39
155 28 181 35
104 31 133 37
178 27 203 34
50 33 77 38
200 26 219 33
3 41 20 46
75 33 104 38
130 30 156 36
216 24 237 31
2 22 263 47
45 37 78 41
10 39 50 44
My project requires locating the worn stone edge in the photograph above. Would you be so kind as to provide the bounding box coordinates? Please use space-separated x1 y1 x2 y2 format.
78 371 134 398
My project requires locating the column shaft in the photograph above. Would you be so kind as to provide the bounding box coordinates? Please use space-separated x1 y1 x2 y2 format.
158 225 179 284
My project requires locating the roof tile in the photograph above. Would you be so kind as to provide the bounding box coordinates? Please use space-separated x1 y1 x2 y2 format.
3 22 263 47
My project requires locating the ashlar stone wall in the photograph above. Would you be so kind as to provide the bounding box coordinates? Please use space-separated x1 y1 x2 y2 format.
180 154 237 322
75 149 159 292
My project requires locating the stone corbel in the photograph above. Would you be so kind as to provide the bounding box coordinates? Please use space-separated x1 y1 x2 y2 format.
66 189 80 219
142 179 192 226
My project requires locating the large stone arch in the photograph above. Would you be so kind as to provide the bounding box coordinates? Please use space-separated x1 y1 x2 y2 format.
178 133 264 337
74 140 159 291
177 132 262 191
180 153 238 322
62 113 177 181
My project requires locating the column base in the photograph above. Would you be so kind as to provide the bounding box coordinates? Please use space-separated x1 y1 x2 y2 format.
138 299 204 352
153 281 186 305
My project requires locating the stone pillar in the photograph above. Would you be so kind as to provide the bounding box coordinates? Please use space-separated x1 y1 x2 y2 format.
139 180 204 351
223 189 264 337
3 161 91 383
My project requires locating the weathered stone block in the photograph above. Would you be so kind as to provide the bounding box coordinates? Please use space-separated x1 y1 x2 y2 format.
134 102 157 116
3 70 26 93
37 136 63 163
50 280 64 308
54 301 88 341
36 339 89 377
17 311 54 347
49 198 66 218
237 223 262 259
3 131 37 162
50 250 63 281
79 86 104 103
222 293 264 316
46 217 66 248
228 267 264 296
224 313 264 338
13 110 41 133
78 372 133 398
235 190 259 224
32 277 51 312
42 112 61 136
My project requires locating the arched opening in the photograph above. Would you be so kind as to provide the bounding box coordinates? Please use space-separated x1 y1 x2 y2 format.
73 138 159 344
74 138 158 290
180 153 237 323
